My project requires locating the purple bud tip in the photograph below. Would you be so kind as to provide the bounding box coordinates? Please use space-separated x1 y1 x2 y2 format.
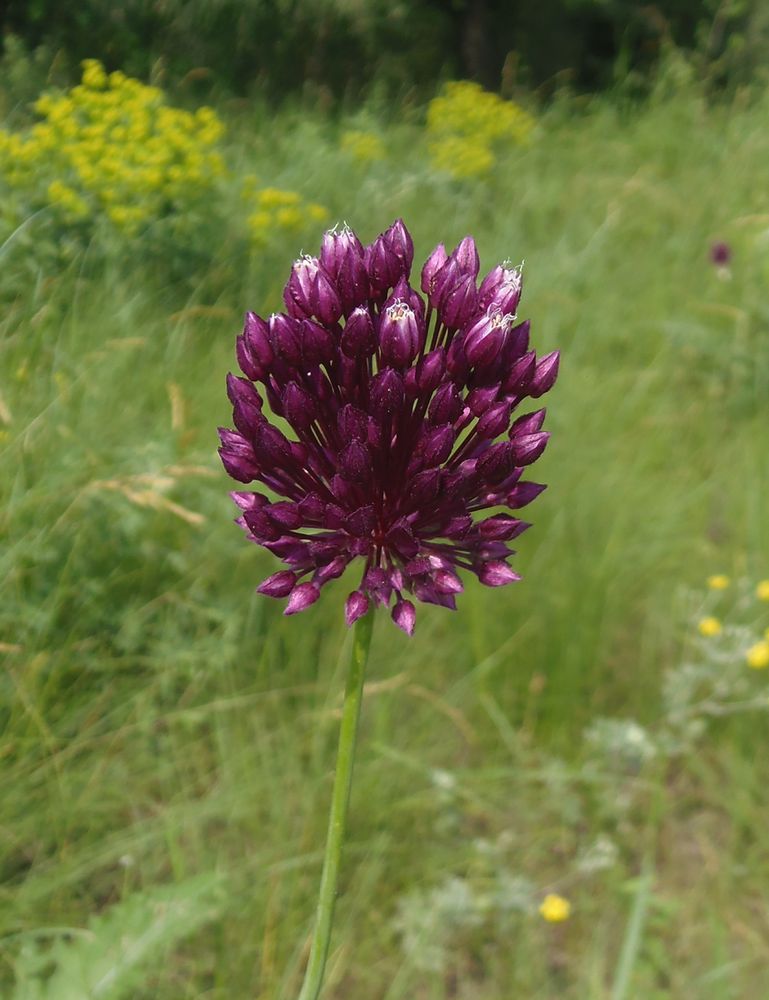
257 570 297 598
285 582 321 615
529 351 560 397
478 562 522 587
710 241 731 266
392 598 416 635
345 590 370 626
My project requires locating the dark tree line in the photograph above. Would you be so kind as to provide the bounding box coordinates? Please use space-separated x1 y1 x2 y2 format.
0 0 763 100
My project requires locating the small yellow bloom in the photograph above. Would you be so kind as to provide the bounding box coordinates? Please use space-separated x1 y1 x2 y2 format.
757 580 769 601
539 893 571 923
698 617 722 637
746 641 769 670
707 575 730 590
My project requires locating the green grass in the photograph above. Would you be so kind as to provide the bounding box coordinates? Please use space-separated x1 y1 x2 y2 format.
2 79 769 999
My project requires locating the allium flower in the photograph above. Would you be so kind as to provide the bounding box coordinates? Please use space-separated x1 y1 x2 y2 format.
219 219 559 633
710 240 731 267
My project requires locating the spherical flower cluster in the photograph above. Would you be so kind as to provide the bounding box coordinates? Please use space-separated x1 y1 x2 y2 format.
426 81 535 180
0 59 226 235
219 219 559 633
242 181 329 245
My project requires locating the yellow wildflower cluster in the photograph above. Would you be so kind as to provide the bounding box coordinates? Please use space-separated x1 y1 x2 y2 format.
243 181 328 246
539 893 571 922
746 641 769 670
426 80 535 179
698 616 722 637
707 574 730 590
340 129 386 164
0 59 226 235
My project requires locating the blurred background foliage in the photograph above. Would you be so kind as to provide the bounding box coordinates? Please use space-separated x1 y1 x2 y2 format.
2 0 769 104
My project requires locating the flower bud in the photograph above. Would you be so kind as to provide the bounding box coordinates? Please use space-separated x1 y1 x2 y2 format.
257 570 297 597
392 598 416 636
366 234 402 295
370 368 405 419
416 348 446 393
227 373 264 437
478 561 522 586
218 427 260 483
268 312 303 365
428 382 463 424
283 381 318 430
345 590 369 625
380 298 422 368
506 481 547 508
529 351 560 397
475 401 511 439
285 581 320 615
450 235 480 278
384 218 414 273
464 309 513 367
501 350 536 394
440 273 478 330
510 431 550 465
510 408 546 436
420 243 448 297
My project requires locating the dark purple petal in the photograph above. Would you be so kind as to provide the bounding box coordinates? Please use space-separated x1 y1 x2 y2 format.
345 590 370 625
370 368 405 419
285 582 321 615
420 243 448 297
341 307 376 358
379 299 422 368
450 235 480 278
478 561 522 586
510 431 550 465
440 273 478 330
510 408 546 436
384 218 414 274
506 481 547 508
392 598 416 635
257 570 297 597
464 309 512 367
529 351 560 397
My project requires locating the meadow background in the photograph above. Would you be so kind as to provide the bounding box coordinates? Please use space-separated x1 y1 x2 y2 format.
2 4 769 998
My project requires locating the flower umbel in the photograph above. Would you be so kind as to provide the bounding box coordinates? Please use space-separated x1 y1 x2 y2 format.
219 220 559 633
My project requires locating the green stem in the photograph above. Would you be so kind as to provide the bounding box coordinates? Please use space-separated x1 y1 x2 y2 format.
298 611 374 1000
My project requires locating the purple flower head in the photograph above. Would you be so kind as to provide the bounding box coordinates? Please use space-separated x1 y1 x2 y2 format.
710 241 731 267
220 220 559 633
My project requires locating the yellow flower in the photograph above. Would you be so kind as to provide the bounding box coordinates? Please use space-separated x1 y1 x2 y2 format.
307 202 329 223
746 641 769 670
707 575 730 590
757 580 769 601
258 187 301 209
341 129 385 163
81 59 107 90
539 893 571 923
426 80 535 179
275 206 304 230
698 617 722 637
